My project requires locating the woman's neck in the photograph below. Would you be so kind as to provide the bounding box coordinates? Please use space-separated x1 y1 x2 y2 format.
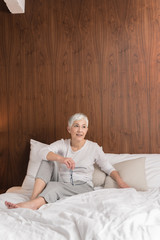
70 139 86 152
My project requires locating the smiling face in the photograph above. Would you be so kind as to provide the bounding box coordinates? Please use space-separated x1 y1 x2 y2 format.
67 118 88 142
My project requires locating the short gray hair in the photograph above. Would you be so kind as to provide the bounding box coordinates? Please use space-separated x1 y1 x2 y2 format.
68 113 89 127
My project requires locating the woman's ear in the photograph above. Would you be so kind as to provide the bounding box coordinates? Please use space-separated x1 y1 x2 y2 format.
67 126 71 133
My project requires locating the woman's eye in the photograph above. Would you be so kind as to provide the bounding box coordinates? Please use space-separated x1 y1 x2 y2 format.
73 124 87 128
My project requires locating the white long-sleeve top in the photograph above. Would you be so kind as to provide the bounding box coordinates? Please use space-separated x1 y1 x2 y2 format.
39 139 115 186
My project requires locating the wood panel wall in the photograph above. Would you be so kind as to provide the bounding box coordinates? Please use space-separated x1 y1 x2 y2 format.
0 0 160 190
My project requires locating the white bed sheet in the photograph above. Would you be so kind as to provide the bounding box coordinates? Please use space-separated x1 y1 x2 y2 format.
0 187 160 240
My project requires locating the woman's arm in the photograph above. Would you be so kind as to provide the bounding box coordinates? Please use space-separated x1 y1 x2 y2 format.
46 151 75 169
110 170 129 188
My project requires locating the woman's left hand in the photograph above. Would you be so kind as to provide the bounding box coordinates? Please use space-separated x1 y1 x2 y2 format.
110 170 130 188
117 180 130 188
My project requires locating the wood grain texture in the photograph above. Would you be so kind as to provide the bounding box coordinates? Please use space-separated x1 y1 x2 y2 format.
0 0 160 189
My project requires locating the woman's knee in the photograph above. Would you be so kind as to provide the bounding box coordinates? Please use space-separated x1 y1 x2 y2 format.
36 161 55 183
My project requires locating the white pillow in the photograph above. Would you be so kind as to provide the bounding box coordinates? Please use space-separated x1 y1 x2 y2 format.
22 139 48 190
104 157 148 191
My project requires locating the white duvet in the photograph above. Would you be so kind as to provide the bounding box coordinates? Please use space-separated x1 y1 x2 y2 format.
0 187 160 240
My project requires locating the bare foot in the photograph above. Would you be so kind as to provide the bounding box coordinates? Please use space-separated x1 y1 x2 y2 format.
5 200 37 210
5 197 46 210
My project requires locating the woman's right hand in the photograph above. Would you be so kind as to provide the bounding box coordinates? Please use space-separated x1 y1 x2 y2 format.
62 157 75 169
46 151 75 169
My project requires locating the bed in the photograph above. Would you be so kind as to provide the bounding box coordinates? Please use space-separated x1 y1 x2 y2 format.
0 139 160 240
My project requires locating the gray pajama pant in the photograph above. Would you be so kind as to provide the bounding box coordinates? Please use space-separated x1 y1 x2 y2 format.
36 160 94 203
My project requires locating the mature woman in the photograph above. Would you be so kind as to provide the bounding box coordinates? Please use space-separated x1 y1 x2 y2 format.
5 113 129 210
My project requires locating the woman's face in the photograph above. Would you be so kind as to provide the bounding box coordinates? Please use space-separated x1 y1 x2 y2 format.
67 119 88 141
